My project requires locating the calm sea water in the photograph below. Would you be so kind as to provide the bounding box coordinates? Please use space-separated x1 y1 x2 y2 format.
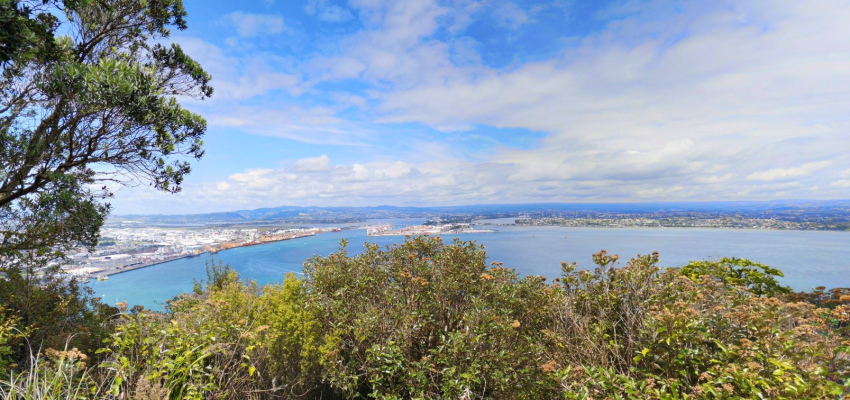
90 225 850 310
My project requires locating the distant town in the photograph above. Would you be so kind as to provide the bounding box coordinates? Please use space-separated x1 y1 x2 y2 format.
508 214 848 230
367 223 496 236
60 226 337 280
111 200 850 230
59 222 496 280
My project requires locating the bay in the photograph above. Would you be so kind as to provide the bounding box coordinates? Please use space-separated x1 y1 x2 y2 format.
89 225 850 310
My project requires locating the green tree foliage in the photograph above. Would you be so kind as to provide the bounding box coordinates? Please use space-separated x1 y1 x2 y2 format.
258 273 323 395
0 0 212 270
7 239 846 399
679 257 792 297
0 268 117 370
303 236 557 398
0 306 24 372
550 252 847 398
98 263 323 399
0 0 209 375
0 0 63 66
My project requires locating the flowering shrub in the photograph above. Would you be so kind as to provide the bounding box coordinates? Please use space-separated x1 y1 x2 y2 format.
548 251 848 399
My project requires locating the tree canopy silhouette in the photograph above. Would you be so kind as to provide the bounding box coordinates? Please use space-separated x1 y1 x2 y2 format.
0 0 212 270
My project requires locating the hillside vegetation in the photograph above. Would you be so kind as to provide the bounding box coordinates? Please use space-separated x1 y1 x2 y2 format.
1 236 849 399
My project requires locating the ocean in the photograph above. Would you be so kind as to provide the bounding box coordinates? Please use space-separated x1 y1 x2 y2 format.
90 224 850 310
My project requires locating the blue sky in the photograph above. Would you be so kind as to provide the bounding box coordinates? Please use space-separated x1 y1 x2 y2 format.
111 0 850 214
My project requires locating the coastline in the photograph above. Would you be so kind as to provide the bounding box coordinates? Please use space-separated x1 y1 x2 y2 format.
80 231 320 279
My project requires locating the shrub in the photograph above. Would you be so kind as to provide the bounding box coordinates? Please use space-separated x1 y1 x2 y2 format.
0 268 117 371
256 273 324 396
784 287 850 339
304 236 559 399
0 307 24 373
98 261 325 399
548 251 848 399
9 238 842 399
679 257 792 297
99 263 268 399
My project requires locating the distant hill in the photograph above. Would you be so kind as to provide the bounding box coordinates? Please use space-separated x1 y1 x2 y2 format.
109 200 850 227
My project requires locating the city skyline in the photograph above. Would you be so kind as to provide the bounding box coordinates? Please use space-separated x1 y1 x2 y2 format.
110 0 850 214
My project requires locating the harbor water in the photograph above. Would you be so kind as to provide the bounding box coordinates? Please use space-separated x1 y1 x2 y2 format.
90 225 850 310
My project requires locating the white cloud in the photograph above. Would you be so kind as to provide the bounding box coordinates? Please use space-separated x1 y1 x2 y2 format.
492 1 531 29
306 0 354 22
307 0 458 85
229 168 274 182
113 0 850 213
747 161 833 182
354 0 850 200
291 155 333 172
175 37 302 101
694 174 733 184
225 12 286 37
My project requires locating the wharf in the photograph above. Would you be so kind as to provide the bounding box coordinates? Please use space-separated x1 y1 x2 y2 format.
367 224 497 237
99 254 192 277
82 231 318 278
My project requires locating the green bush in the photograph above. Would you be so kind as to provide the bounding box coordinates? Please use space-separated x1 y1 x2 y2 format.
4 237 847 399
303 236 559 399
0 269 117 371
257 273 324 395
99 263 268 399
548 251 848 399
98 261 324 399
0 307 24 372
679 257 792 297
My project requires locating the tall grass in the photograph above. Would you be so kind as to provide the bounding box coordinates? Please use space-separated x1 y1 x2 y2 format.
0 342 115 400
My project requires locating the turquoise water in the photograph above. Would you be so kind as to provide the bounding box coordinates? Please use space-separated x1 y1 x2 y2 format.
90 226 850 310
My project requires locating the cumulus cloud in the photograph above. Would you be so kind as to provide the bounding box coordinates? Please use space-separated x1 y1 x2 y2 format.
291 155 333 172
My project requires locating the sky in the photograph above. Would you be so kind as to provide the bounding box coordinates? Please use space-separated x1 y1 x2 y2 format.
110 0 850 214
